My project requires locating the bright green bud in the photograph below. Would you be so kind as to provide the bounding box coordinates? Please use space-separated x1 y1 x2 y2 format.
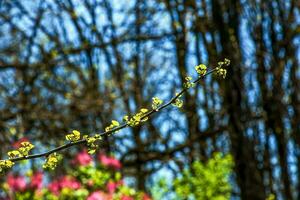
18 142 34 156
195 64 207 76
105 120 120 132
172 99 183 108
152 97 163 110
43 153 60 170
183 76 194 89
66 130 81 142
125 108 149 127
172 93 183 108
0 160 14 173
7 150 21 159
83 134 102 154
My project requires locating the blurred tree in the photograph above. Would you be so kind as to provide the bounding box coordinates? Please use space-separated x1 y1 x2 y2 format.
0 0 299 199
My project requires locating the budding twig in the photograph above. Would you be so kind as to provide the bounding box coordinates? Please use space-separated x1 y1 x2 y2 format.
0 59 229 172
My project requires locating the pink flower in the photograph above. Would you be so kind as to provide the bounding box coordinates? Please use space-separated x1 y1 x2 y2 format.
60 176 81 189
72 149 93 166
106 180 123 193
98 153 122 169
30 171 43 190
99 154 110 166
109 158 122 169
120 195 134 200
48 180 60 195
48 176 81 195
106 181 117 193
7 174 27 192
87 191 113 200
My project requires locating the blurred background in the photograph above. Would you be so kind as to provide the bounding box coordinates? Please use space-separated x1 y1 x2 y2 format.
0 0 299 199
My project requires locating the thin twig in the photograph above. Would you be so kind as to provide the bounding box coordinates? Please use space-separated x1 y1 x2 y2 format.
7 68 217 163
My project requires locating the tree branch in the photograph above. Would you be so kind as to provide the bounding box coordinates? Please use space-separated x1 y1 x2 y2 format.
6 67 218 163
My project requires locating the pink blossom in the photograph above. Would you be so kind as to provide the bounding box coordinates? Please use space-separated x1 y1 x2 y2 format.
106 180 124 193
60 176 81 189
48 180 60 195
48 176 81 195
72 149 93 166
106 181 117 193
106 181 116 193
109 158 122 169
98 153 122 169
87 191 113 200
30 171 43 190
7 174 27 192
120 195 134 200
99 154 110 166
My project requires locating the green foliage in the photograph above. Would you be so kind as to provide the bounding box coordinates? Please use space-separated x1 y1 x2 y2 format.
174 153 233 200
152 153 233 200
266 194 276 200
150 178 170 200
